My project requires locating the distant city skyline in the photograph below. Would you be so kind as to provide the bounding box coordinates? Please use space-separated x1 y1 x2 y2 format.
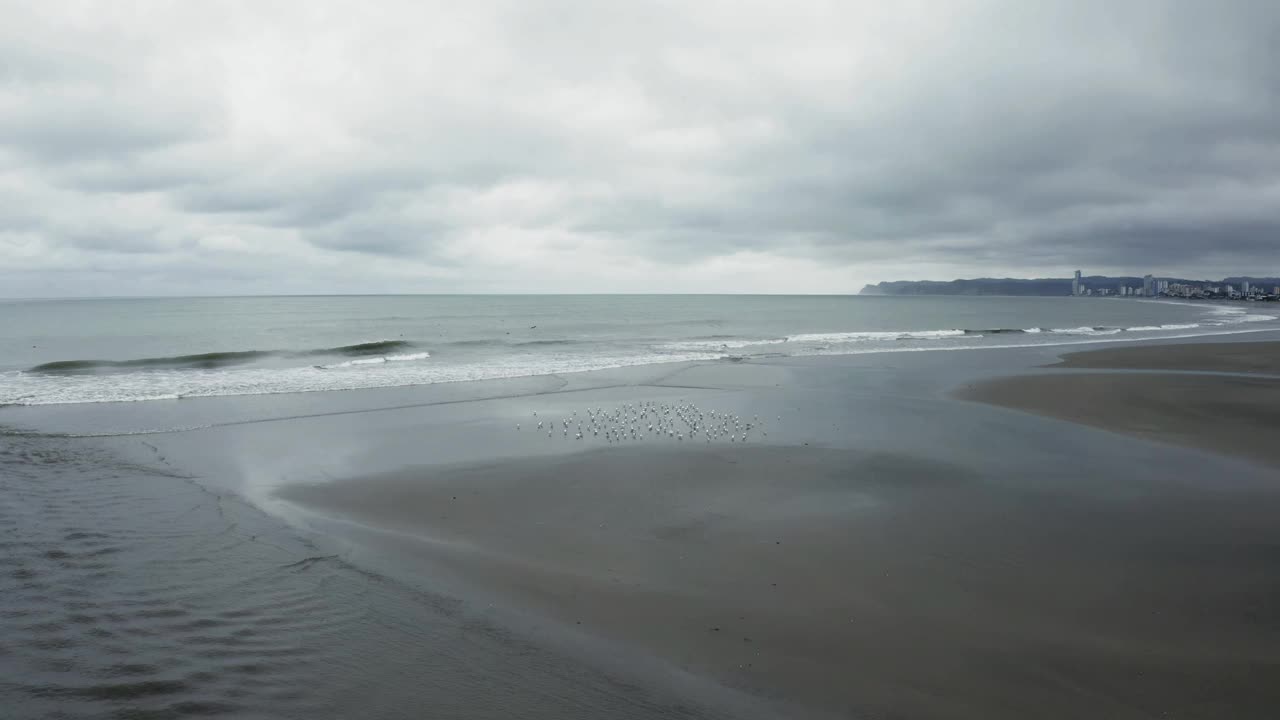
1069 269 1276 299
864 270 1280 298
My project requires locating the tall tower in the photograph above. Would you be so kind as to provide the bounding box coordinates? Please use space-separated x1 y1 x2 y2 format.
1143 274 1154 296
1072 270 1081 296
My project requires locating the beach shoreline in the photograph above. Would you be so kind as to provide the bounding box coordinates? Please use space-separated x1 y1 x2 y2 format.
958 340 1280 470
262 338 1280 719
6 335 1280 719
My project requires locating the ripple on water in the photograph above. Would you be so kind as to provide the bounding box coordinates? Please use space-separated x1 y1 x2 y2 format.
0 436 353 720
0 430 746 720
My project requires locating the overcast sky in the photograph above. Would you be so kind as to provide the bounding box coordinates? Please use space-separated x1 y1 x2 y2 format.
1 1 1277 296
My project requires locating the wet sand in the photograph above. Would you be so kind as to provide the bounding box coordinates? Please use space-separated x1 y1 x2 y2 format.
961 340 1280 469
280 444 1280 719
1050 340 1280 374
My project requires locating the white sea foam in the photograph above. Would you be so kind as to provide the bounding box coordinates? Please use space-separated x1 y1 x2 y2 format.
0 350 720 406
659 329 968 351
321 351 432 368
1124 323 1201 332
658 338 787 351
786 330 966 343
1048 326 1122 335
1202 306 1278 324
801 326 1280 357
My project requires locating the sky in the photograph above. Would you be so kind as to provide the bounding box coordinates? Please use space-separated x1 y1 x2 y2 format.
1 1 1278 296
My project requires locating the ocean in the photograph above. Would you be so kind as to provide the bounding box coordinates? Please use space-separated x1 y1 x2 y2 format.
2 295 1276 406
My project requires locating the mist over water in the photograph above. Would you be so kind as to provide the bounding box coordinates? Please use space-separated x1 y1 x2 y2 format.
2 295 1275 405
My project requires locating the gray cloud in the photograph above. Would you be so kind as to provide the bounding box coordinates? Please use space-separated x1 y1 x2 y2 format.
1 0 1278 296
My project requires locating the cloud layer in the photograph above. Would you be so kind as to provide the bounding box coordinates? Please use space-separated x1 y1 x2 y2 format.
2 0 1277 295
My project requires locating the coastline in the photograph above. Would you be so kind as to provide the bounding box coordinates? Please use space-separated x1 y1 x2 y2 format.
5 335 1280 719
958 340 1280 470
1050 339 1280 374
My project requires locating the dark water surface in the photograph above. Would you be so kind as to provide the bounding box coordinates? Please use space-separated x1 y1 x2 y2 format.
0 430 749 720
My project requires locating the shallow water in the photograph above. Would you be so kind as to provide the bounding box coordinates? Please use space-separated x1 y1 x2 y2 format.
0 431 750 720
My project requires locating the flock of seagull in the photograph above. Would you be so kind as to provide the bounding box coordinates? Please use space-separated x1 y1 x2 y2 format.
516 401 774 444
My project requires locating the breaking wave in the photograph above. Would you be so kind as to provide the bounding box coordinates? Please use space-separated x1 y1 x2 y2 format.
659 325 1170 350
787 330 966 343
7 302 1277 406
28 340 417 375
657 317 1278 353
328 340 414 356
30 351 276 374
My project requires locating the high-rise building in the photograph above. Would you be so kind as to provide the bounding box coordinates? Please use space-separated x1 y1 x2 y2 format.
1243 281 1251 295
1073 270 1081 296
1143 274 1154 296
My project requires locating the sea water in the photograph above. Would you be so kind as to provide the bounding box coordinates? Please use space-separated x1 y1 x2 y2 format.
2 294 1275 405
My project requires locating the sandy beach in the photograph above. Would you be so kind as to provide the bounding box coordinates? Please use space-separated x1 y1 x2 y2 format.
7 337 1280 719
263 340 1280 719
1050 340 1280 375
960 340 1280 469
279 442 1280 719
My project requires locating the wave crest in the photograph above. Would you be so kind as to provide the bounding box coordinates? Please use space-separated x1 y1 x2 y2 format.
326 340 414 356
30 351 276 375
29 340 418 375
